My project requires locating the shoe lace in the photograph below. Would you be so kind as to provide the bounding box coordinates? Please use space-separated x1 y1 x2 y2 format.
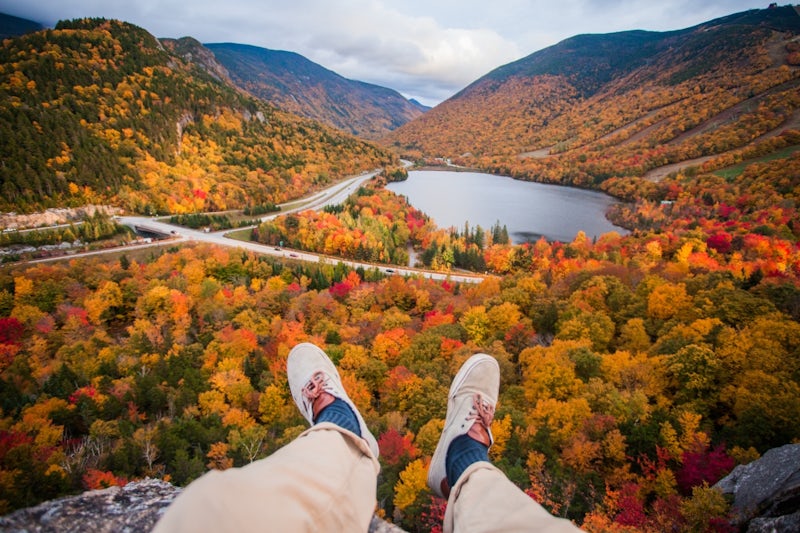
467 393 495 429
301 371 333 416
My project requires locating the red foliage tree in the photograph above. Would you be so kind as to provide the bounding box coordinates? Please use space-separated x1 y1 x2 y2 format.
0 430 33 462
504 322 537 356
377 428 420 466
329 280 354 300
614 482 647 528
419 495 447 533
82 469 128 490
0 317 24 345
706 232 733 254
676 444 735 494
69 385 98 405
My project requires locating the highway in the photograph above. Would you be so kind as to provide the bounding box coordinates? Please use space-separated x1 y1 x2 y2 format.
114 169 487 285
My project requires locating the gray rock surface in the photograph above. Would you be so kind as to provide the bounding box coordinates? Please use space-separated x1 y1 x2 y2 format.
0 478 406 532
746 510 800 533
0 478 178 532
714 443 800 532
369 515 407 533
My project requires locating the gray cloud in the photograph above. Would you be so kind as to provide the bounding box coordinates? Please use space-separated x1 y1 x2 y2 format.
0 0 764 105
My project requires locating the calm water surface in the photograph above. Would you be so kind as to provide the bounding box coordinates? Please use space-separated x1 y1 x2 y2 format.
386 170 627 243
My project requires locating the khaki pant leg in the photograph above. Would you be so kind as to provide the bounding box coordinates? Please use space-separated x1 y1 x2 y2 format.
444 462 583 533
153 423 379 533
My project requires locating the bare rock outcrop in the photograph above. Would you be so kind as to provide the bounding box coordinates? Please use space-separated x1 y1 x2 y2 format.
714 443 800 533
0 478 405 532
0 478 177 532
0 206 120 231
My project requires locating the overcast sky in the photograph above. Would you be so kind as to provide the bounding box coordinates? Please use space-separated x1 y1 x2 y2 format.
0 0 769 106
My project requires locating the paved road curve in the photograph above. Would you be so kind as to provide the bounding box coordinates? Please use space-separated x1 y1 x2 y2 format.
114 170 487 285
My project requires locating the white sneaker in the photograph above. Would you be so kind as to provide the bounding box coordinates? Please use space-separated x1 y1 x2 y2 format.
287 342 379 458
427 353 499 498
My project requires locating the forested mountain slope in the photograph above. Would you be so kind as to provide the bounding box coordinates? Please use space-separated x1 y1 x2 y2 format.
0 18 395 214
203 42 426 140
0 12 44 39
385 6 800 190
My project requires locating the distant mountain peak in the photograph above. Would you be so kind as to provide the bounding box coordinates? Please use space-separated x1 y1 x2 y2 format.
0 17 394 213
160 37 232 84
408 99 431 112
203 42 425 139
0 12 46 39
387 5 800 173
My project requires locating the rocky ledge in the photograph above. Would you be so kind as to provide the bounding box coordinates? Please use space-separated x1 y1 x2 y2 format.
0 478 404 532
4 444 798 533
714 443 800 533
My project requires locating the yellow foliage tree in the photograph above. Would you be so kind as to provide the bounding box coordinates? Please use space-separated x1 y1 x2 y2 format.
520 341 585 403
489 413 513 461
206 442 233 471
460 305 491 345
647 282 692 320
394 459 429 512
527 397 592 450
562 433 602 473
258 384 288 427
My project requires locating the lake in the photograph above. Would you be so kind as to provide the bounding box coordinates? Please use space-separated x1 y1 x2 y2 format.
385 170 628 243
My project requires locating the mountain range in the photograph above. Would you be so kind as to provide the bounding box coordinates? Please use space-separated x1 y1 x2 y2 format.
387 5 800 192
0 12 43 39
0 17 396 213
203 42 427 139
1 12 426 141
2 6 799 215
158 38 426 140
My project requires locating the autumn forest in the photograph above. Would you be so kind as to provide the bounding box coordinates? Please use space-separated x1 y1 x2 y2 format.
2 6 800 533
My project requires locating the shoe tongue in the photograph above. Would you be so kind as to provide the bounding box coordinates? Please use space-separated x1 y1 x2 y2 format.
311 392 336 421
467 419 493 447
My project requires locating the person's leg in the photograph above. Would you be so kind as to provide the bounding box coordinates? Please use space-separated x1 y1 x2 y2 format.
154 343 379 533
428 353 582 533
443 462 583 532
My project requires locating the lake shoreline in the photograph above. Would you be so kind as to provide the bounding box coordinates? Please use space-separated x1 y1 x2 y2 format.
411 164 478 173
387 169 629 243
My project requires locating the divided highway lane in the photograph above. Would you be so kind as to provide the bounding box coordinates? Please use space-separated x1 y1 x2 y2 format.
115 167 486 284
115 215 485 284
275 170 377 216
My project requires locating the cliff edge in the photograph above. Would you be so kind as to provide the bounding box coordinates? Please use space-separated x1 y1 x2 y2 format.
0 478 405 532
714 443 800 533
